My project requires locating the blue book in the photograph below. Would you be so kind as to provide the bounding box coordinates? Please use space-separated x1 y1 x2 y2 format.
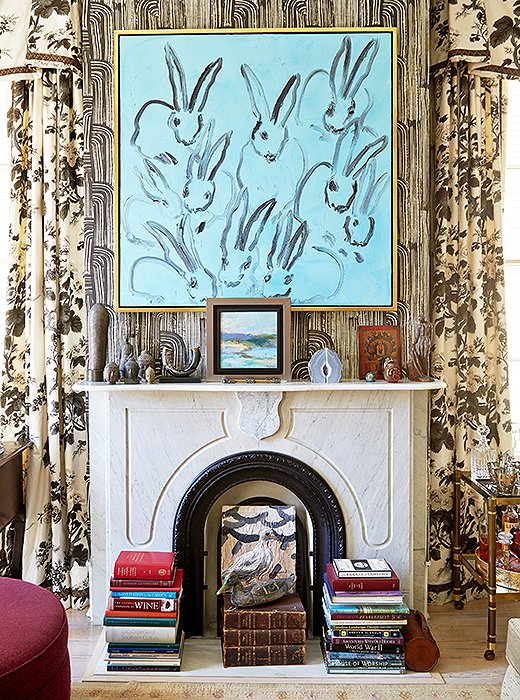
326 650 405 661
103 616 177 627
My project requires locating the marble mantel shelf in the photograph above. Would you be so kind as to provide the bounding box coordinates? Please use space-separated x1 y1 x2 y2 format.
74 379 445 392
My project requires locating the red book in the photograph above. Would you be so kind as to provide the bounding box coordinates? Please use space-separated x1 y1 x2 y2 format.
110 568 183 592
326 563 399 593
113 551 175 580
104 609 178 619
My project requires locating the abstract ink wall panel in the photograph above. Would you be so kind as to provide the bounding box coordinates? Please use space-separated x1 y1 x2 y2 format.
115 28 397 310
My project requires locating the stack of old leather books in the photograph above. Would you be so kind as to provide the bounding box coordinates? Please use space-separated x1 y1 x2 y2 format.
221 593 307 667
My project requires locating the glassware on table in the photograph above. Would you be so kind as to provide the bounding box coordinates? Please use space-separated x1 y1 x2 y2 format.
491 457 520 495
470 425 496 481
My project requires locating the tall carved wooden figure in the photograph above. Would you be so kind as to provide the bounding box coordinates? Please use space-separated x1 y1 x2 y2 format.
87 303 110 382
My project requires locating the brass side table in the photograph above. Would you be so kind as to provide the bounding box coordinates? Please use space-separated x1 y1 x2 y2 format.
0 441 30 578
453 468 520 660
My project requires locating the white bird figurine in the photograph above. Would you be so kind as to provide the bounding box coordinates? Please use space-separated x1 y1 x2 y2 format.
217 529 276 595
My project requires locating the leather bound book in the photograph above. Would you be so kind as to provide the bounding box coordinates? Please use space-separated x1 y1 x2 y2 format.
222 627 306 646
222 594 306 630
222 643 306 667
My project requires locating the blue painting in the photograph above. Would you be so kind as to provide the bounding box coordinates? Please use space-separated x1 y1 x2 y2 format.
115 29 396 310
220 310 278 369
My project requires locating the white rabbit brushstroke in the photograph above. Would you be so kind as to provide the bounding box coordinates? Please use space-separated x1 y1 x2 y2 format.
130 43 223 167
236 64 305 226
293 120 388 261
296 36 380 140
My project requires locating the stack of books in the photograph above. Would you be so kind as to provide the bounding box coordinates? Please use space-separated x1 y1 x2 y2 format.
321 558 408 674
103 550 184 673
221 593 307 667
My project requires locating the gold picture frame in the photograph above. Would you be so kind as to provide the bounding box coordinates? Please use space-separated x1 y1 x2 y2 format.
114 28 397 311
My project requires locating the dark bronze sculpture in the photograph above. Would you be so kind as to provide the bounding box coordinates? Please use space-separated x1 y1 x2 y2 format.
118 339 139 383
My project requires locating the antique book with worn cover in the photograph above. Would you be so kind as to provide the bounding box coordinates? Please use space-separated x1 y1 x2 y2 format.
222 593 306 630
222 627 306 646
223 643 306 667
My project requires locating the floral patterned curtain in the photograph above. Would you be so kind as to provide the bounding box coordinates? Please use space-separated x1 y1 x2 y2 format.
0 1 88 607
429 1 520 605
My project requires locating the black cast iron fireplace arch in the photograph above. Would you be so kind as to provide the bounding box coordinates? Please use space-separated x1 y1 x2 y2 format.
173 450 346 637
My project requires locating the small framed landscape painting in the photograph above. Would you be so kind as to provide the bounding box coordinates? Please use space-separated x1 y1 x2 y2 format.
358 325 401 379
206 297 291 381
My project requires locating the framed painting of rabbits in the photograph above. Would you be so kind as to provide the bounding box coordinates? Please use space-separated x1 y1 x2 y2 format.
114 28 397 311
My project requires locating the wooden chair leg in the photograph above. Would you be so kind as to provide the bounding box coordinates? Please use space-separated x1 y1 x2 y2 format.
9 510 25 579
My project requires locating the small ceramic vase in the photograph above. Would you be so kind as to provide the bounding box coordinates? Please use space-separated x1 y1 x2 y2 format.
382 356 402 383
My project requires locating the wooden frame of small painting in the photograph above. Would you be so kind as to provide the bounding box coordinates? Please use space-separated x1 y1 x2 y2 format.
206 297 291 381
358 325 401 379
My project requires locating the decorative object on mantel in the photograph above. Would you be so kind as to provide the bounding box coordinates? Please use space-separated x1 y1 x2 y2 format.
291 318 338 381
118 338 138 382
159 345 201 383
382 356 402 383
364 371 376 382
137 350 154 383
102 362 119 384
206 297 291 382
145 366 155 384
308 348 342 383
358 325 401 379
406 318 433 382
87 303 110 382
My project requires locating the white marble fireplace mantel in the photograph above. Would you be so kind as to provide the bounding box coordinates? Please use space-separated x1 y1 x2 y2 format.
77 379 444 625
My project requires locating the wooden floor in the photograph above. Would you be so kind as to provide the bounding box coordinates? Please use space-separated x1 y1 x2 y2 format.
68 597 518 685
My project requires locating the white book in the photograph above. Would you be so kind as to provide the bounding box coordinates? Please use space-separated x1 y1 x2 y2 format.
333 558 392 578
105 624 181 644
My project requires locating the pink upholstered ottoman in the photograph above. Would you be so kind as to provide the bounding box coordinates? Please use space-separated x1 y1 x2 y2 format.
0 578 71 699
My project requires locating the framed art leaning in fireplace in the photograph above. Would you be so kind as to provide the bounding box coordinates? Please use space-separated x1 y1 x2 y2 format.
114 28 397 312
206 297 291 381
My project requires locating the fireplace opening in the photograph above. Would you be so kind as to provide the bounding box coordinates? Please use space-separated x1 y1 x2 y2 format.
173 450 346 637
